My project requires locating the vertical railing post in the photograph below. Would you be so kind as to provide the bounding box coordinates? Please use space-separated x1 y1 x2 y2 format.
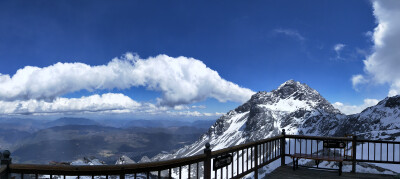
204 143 212 179
254 144 258 179
352 135 357 173
281 129 286 166
1 150 12 179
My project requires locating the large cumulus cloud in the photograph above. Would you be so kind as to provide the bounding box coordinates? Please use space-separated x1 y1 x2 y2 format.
0 53 255 106
353 0 400 96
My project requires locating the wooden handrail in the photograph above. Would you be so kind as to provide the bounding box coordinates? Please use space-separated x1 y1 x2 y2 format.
2 132 400 178
285 135 352 141
9 154 206 175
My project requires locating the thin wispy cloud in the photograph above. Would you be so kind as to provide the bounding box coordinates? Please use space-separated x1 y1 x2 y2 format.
274 28 305 41
333 43 346 59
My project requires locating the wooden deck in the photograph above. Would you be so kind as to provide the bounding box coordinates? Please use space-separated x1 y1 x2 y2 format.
264 166 397 179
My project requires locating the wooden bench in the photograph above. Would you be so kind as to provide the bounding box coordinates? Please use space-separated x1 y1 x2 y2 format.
291 140 346 176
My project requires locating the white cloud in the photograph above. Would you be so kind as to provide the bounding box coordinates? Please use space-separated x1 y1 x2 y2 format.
351 74 368 91
0 93 140 115
333 43 346 59
0 53 255 106
333 98 379 115
274 29 305 41
334 43 346 52
173 105 190 110
355 0 400 96
0 93 224 117
191 105 206 109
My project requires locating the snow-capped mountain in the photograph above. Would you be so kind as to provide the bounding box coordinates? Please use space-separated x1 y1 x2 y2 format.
70 157 105 165
152 80 400 163
115 155 136 165
337 95 400 140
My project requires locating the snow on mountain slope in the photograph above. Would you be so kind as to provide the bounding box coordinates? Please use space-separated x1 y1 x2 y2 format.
152 80 345 161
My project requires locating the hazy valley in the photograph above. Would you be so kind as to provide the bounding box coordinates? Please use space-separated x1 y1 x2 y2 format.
0 117 215 164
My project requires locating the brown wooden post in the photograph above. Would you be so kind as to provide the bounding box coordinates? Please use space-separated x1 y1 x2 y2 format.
1 150 12 179
203 143 212 179
281 129 286 166
352 135 357 173
254 144 259 179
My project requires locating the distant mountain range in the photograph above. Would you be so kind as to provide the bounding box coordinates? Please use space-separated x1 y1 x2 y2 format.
0 117 215 164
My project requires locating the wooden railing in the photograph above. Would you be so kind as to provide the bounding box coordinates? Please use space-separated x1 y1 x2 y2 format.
1 130 400 179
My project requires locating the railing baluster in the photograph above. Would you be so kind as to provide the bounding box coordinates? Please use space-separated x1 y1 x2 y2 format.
251 146 253 168
246 148 249 171
188 164 191 179
226 165 228 179
311 140 313 157
316 140 318 157
275 140 277 157
368 142 370 160
306 139 308 155
393 143 395 162
179 166 182 179
214 169 217 179
158 170 161 179
300 139 302 155
232 152 234 177
237 151 239 175
289 138 291 155
387 143 389 161
220 166 223 179
362 142 364 160
264 143 266 162
242 149 244 173
270 141 272 160
197 162 199 179
169 168 171 179
374 143 376 161
379 143 383 161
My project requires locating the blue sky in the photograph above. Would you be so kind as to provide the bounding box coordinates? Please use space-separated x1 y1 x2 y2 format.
0 0 399 119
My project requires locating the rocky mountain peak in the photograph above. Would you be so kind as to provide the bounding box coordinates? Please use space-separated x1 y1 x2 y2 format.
235 80 339 114
384 95 400 108
275 79 319 100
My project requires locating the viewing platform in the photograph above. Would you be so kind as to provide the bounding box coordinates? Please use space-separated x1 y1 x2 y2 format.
266 165 396 179
1 129 400 179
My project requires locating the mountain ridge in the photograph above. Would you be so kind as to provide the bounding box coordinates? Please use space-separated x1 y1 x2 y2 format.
152 80 400 163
